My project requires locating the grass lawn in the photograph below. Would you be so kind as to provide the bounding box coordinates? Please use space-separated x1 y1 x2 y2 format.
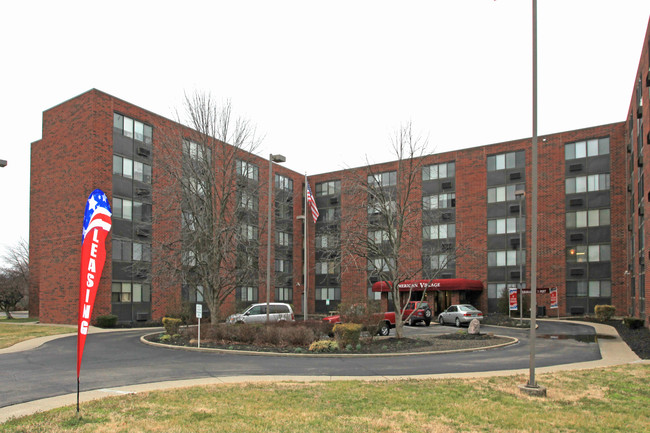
1 364 648 432
0 323 74 349
0 317 39 323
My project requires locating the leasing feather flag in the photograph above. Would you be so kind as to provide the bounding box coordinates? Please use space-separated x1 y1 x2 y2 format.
306 181 319 223
77 189 112 379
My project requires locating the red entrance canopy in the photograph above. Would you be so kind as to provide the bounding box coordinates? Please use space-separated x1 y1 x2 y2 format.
372 278 483 293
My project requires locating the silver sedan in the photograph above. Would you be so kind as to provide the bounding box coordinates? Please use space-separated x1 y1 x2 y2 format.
438 304 483 327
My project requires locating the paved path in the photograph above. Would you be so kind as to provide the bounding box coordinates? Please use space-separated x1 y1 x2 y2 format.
0 319 643 422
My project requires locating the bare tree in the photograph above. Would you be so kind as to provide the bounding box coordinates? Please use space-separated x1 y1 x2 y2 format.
152 92 263 324
341 123 463 338
0 239 29 318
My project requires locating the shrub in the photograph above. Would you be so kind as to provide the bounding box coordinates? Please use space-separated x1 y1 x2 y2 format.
160 334 171 342
623 317 645 329
95 314 118 328
333 323 362 348
309 340 339 352
594 305 616 321
162 317 182 336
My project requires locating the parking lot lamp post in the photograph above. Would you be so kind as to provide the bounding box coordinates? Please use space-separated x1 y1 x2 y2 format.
266 154 286 323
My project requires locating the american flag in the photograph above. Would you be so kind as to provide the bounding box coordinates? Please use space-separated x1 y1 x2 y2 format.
82 189 112 244
306 181 319 223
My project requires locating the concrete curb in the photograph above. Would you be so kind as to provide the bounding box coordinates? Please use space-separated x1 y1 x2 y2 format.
1 320 647 424
140 331 519 357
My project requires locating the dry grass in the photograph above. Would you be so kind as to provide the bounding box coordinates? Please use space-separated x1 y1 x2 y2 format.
0 323 74 349
1 365 648 432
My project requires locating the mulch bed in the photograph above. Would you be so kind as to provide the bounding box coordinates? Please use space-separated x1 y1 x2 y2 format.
145 333 511 355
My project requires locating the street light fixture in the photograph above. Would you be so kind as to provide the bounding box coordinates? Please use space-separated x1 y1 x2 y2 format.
0 159 7 168
266 154 286 323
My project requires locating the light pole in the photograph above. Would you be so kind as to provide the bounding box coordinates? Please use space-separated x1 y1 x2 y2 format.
0 159 7 167
515 190 525 327
266 153 286 323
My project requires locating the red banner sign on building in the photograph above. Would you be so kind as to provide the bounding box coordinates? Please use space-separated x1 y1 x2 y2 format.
77 189 112 379
550 287 558 309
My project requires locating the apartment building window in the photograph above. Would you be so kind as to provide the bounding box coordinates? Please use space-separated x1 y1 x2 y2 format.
564 138 610 160
315 180 341 196
188 286 204 303
487 151 524 171
423 193 456 210
112 239 132 261
316 234 338 248
275 259 292 273
275 287 293 302
488 250 525 267
368 230 389 244
566 280 611 297
566 245 611 262
183 140 211 161
239 190 258 211
422 162 455 180
276 231 291 247
275 174 293 192
488 217 524 235
236 160 259 181
423 223 456 240
113 197 133 220
114 113 153 144
237 287 258 302
566 209 611 228
430 254 449 269
487 184 524 203
240 224 258 241
322 208 340 221
316 260 339 275
132 242 151 262
368 171 396 187
565 174 610 194
316 287 341 301
112 282 132 302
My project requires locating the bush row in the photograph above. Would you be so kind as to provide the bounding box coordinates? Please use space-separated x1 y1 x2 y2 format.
182 320 333 348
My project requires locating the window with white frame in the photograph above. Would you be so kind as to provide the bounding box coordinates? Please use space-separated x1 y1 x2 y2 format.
114 155 152 183
422 162 455 181
113 197 133 220
423 224 456 240
566 209 610 228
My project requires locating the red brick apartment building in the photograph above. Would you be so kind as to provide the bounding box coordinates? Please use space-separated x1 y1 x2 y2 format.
29 19 650 327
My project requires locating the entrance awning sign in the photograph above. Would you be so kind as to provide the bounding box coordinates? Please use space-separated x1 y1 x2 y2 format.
372 278 483 293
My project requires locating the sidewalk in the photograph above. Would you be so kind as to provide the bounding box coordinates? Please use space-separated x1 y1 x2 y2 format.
1 320 646 423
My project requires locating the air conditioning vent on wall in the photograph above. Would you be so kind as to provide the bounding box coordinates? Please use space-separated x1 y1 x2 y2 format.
509 204 520 214
137 147 151 157
569 198 583 206
509 172 521 180
330 197 339 205
510 271 521 279
640 206 645 216
569 163 582 172
441 181 452 189
570 268 584 276
638 105 643 119
638 156 644 167
570 233 584 241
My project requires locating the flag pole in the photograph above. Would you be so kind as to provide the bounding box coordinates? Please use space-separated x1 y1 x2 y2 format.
77 377 80 417
303 173 308 321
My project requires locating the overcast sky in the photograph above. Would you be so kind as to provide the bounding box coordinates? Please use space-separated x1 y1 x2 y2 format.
1 0 649 261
